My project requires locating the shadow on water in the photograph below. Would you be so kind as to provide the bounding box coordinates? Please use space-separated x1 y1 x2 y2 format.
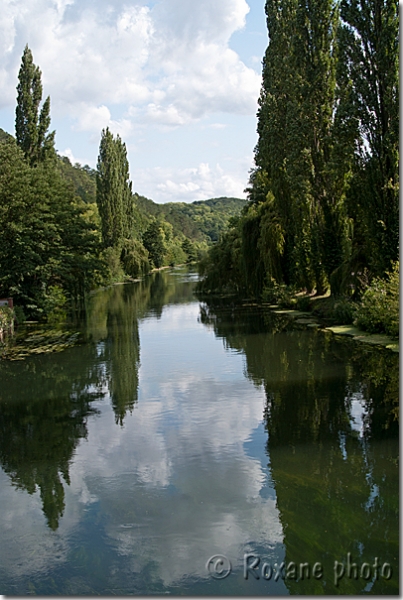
199 300 399 594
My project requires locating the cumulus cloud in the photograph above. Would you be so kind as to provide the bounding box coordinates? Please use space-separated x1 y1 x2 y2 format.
0 0 262 203
0 0 260 127
132 161 248 203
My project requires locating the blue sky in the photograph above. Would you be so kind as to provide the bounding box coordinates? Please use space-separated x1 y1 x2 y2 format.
0 0 268 203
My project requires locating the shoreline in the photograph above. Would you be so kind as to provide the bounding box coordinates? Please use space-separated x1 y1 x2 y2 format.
270 307 399 353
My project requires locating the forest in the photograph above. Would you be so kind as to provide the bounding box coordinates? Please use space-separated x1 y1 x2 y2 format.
0 45 244 323
198 0 399 338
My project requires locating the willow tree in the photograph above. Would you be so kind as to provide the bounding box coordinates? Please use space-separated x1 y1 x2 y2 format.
96 128 134 250
15 45 55 166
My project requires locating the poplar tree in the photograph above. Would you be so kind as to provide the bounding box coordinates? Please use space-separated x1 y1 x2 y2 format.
96 128 134 250
339 0 399 275
15 45 55 166
253 0 349 293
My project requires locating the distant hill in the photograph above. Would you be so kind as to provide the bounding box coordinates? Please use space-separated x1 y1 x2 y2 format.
0 128 246 243
57 155 97 205
135 194 246 242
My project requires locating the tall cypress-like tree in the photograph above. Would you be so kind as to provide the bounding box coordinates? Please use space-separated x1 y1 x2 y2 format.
15 45 55 166
96 128 134 251
253 0 350 293
339 0 399 276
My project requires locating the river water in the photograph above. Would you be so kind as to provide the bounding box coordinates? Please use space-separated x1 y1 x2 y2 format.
0 267 398 595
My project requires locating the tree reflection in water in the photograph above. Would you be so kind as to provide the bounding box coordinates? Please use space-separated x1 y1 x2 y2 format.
199 301 398 594
0 268 198 529
0 346 103 530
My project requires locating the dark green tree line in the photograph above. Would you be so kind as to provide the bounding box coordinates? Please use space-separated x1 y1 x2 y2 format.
198 0 399 302
338 0 399 277
0 46 105 319
0 139 104 317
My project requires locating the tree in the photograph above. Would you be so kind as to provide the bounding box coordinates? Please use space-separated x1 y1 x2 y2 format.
15 45 55 166
96 128 134 250
339 0 399 276
142 220 166 268
254 0 348 294
0 138 104 318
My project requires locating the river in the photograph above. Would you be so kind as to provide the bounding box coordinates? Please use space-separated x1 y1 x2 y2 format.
0 267 398 595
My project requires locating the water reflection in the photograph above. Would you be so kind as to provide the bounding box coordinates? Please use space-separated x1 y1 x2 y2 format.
0 346 104 530
200 301 399 594
0 270 398 595
0 269 197 531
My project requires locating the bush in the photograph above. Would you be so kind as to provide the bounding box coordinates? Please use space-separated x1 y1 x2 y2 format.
13 305 26 325
332 297 356 324
296 295 311 312
262 279 296 307
354 262 399 337
165 239 187 266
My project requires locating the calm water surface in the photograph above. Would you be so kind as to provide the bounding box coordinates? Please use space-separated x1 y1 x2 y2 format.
0 268 398 595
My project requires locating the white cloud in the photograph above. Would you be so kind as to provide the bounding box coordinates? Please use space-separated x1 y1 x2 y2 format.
0 0 263 202
133 162 248 202
0 0 260 129
60 147 93 167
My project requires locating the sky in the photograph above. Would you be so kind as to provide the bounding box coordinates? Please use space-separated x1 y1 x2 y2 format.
0 0 268 204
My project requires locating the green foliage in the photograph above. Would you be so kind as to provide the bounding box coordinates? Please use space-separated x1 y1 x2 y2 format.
135 194 246 243
354 262 399 337
96 128 134 250
197 219 245 296
100 247 125 284
13 305 26 325
295 295 312 312
332 297 356 324
121 239 150 278
0 139 105 318
200 0 398 305
58 156 97 204
43 285 68 325
0 128 14 144
262 281 296 308
142 220 166 268
15 45 55 166
181 238 198 263
339 0 399 276
0 306 14 332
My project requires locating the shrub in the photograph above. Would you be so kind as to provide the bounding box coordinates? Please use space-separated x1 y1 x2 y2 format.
296 295 311 312
332 297 356 324
354 262 399 337
262 279 296 307
13 305 26 324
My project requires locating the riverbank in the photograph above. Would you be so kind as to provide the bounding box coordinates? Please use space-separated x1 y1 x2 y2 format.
0 265 192 360
196 289 399 353
270 306 399 353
